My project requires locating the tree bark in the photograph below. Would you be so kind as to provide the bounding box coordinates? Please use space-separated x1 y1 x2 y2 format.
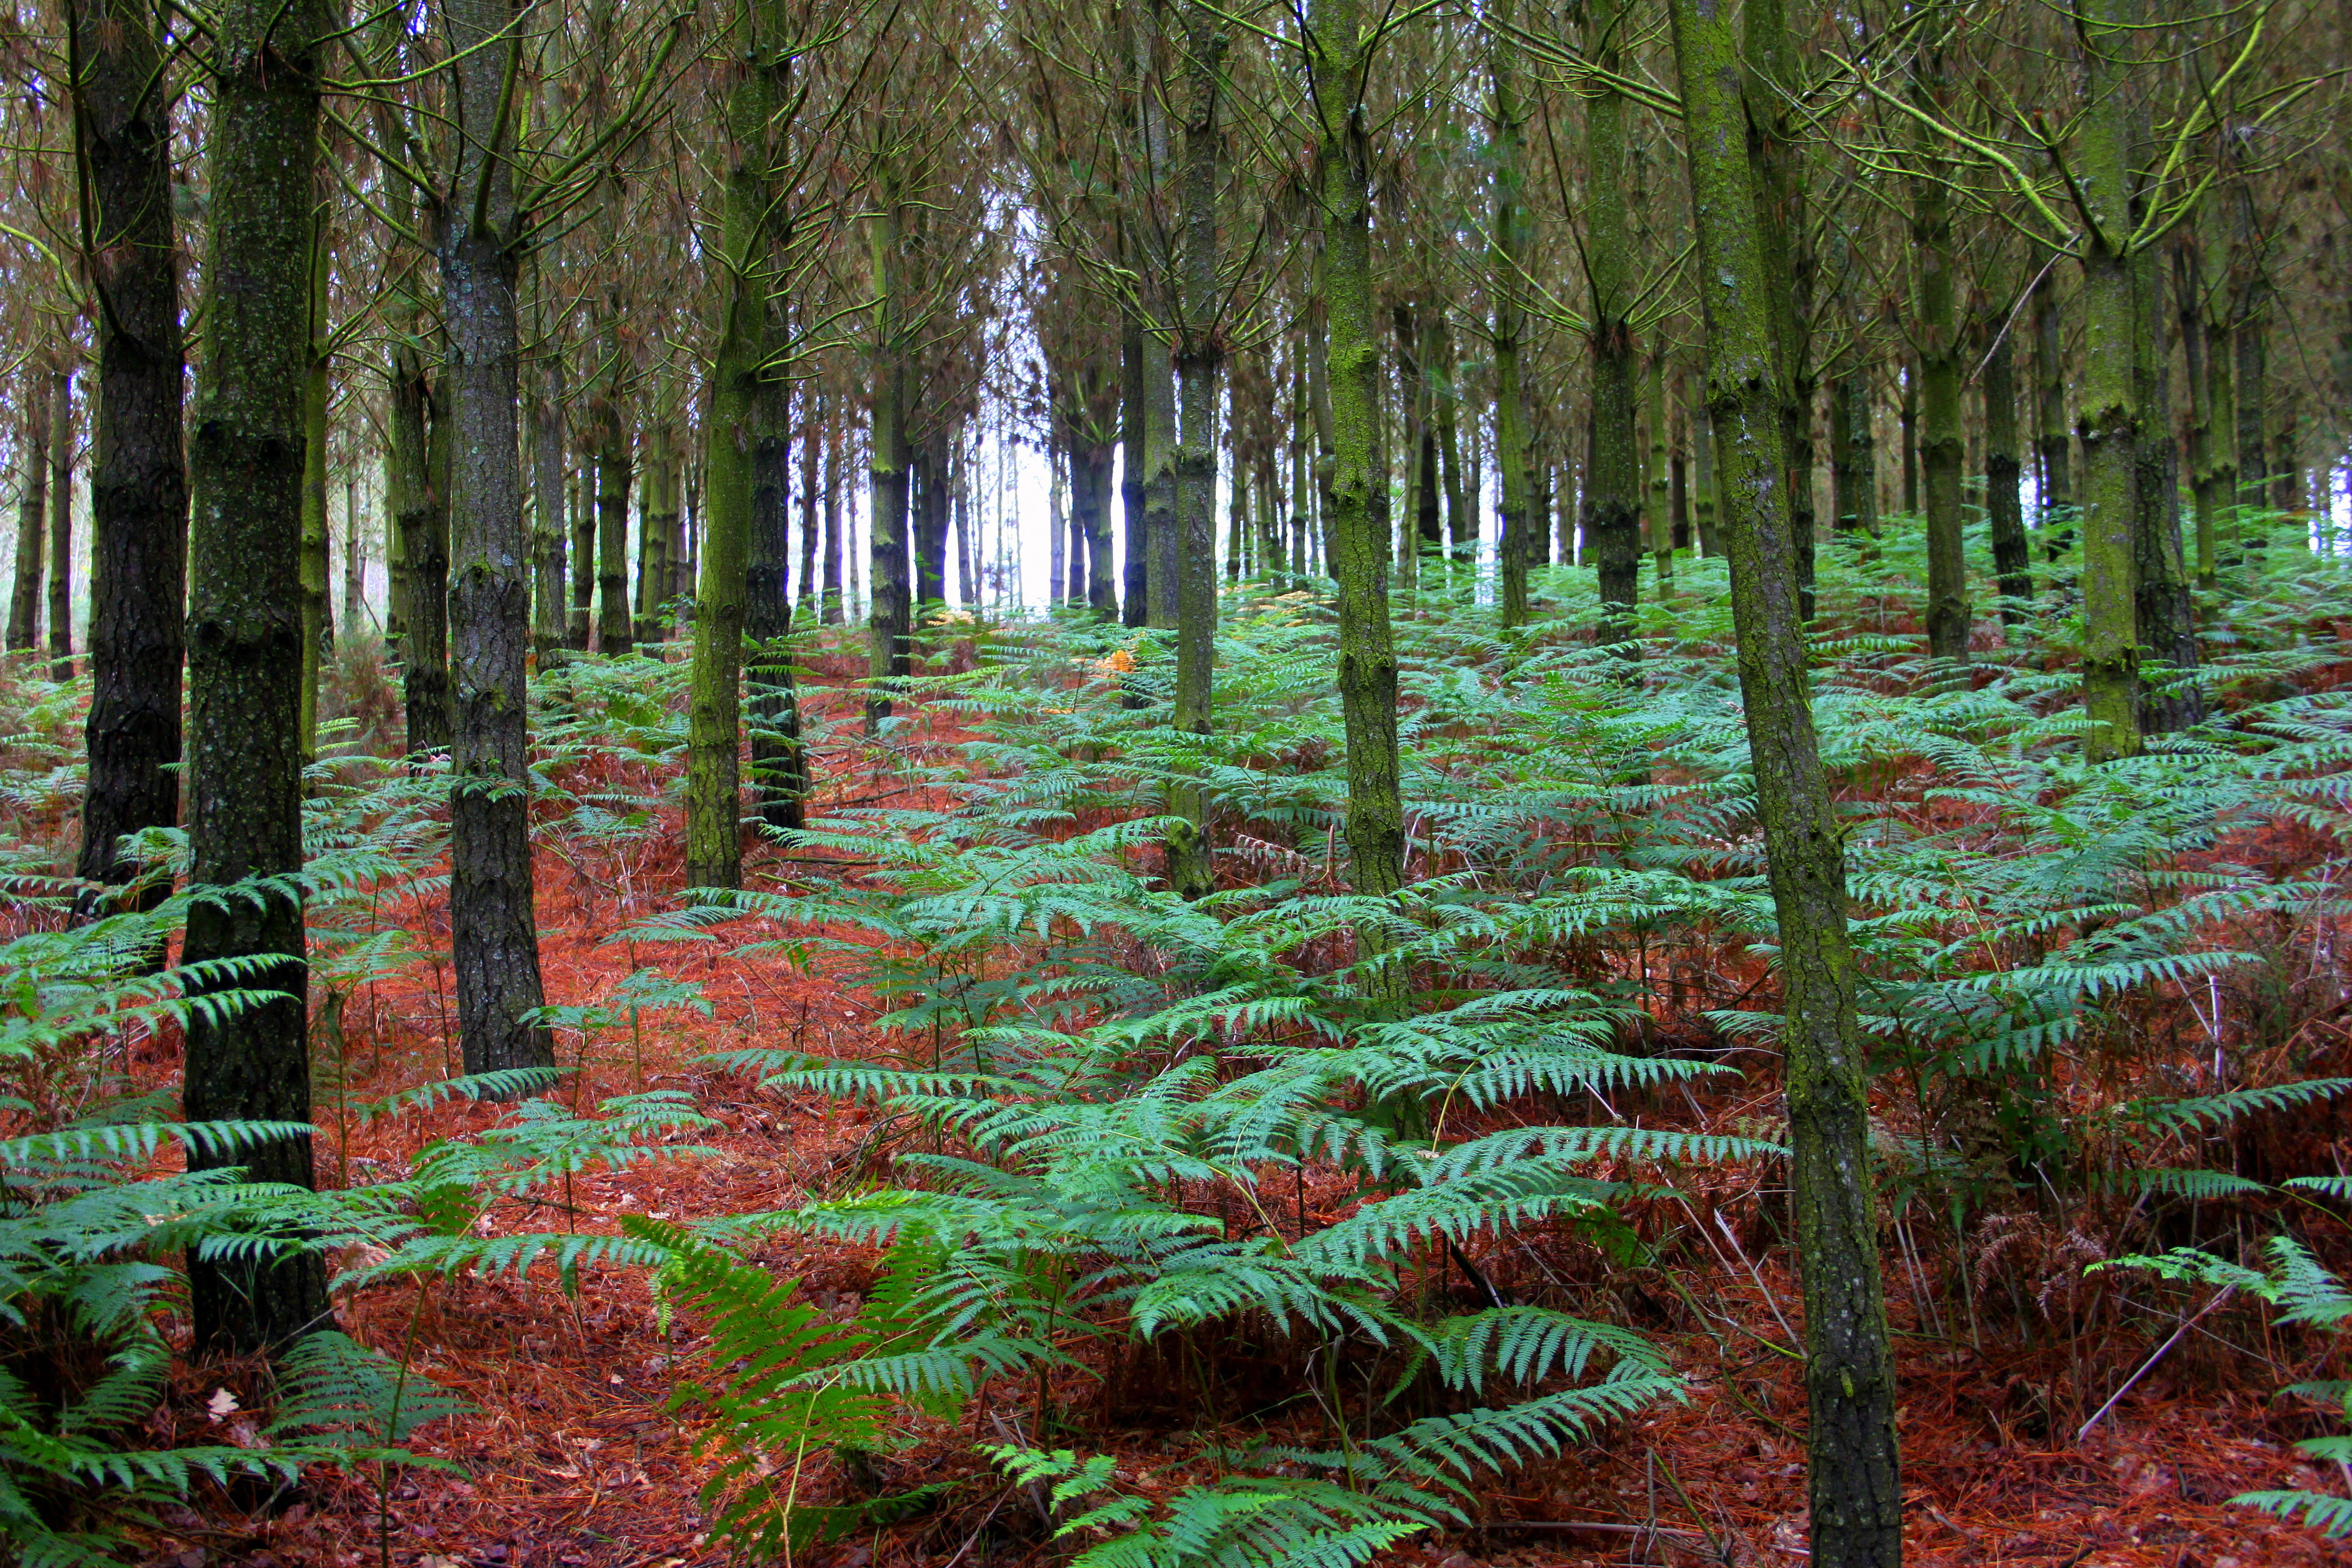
1488 0 1529 629
1980 282 2032 623
1580 0 1639 650
69 0 187 905
441 0 554 1078
1911 48 1968 664
6 382 43 653
182 0 335 1356
1666 1 1902 1560
45 367 75 679
692 0 787 884
1120 312 1148 625
1308 0 1403 905
2074 0 2143 764
1165 3 1223 901
298 218 331 757
865 178 910 730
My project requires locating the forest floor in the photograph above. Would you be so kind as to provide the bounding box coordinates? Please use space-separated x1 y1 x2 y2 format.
87 652 2343 1568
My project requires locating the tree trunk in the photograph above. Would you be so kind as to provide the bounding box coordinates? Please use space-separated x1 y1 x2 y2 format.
531 334 568 661
396 354 450 749
1143 331 1179 632
1911 50 1969 664
1085 441 1116 616
1746 0 1815 621
796 390 820 616
2031 268 2073 557
6 382 43 653
593 376 633 653
70 0 188 903
43 367 74 680
1165 5 1223 901
1309 0 1403 906
441 0 553 1079
1488 0 1529 629
299 220 331 758
823 398 845 624
1982 288 2032 623
865 181 910 730
1666 1 1901 1559
1581 0 1639 650
569 457 594 647
1120 313 1148 625
2129 211 2199 733
182 0 334 1356
695 0 790 882
2074 0 2143 764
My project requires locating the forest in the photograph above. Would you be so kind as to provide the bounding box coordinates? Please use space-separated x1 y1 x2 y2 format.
0 0 2350 1563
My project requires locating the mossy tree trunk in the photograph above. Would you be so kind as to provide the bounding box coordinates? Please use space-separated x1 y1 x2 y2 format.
692 0 792 882
2072 0 2144 763
69 0 187 904
1307 0 1403 907
182 0 335 1356
1666 0 1902 1559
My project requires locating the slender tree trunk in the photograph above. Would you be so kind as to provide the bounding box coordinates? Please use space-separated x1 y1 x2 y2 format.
2075 0 2143 763
70 0 188 901
2032 268 2073 557
1911 50 1969 664
823 397 845 624
441 0 553 1078
1489 0 1529 629
569 455 594 646
1646 347 1672 592
1308 0 1403 906
865 179 910 730
1085 441 1116 616
1581 0 1638 650
796 390 819 616
1746 0 1815 621
1899 361 1918 516
397 354 450 748
2129 207 2199 732
1121 313 1148 625
593 376 633 652
1165 5 1223 900
298 218 331 757
44 367 75 679
637 417 674 643
344 476 363 632
1666 2 1901 1559
700 1 794 872
2177 235 2230 587
1981 283 2032 622
6 383 43 653
1143 333 1179 631
531 312 568 660
182 0 334 1356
